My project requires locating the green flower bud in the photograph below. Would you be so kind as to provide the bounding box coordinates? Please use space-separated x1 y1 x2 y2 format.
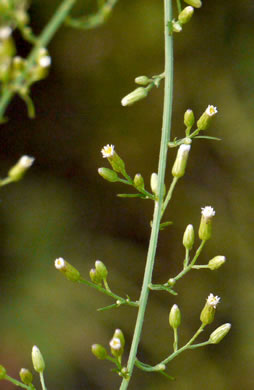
208 255 226 270
89 268 102 285
101 144 126 175
172 20 182 33
169 304 181 329
8 155 34 182
95 260 108 280
31 346 45 373
150 172 159 196
172 144 191 178
184 0 202 8
179 6 194 24
183 224 194 250
167 278 175 287
109 337 123 358
198 206 215 241
91 344 108 360
134 76 150 86
197 105 218 131
184 109 195 127
209 323 231 344
19 368 33 385
113 329 125 350
134 173 145 191
200 293 220 326
0 365 6 379
121 87 148 106
98 167 119 182
55 258 81 282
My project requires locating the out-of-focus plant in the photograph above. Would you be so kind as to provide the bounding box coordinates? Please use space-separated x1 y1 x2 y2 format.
0 0 231 390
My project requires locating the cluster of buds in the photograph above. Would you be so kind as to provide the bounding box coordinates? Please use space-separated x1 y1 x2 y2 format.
92 329 128 377
89 260 108 287
172 0 202 34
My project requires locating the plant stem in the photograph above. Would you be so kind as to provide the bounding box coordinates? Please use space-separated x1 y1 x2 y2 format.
119 1 174 388
39 372 47 390
0 0 77 120
161 176 178 218
4 375 31 390
174 240 206 281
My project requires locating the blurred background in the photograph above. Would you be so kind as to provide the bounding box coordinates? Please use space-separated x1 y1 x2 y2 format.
0 0 254 389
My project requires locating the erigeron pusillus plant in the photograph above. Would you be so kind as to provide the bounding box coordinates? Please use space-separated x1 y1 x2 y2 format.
0 0 231 390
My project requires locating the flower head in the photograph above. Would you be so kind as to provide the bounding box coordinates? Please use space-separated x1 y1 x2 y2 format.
206 105 218 117
207 293 220 308
55 257 65 270
201 206 215 218
39 56 51 68
109 337 121 350
19 155 35 168
101 144 115 158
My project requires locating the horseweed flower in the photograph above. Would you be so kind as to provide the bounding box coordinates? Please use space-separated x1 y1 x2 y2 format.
200 293 220 325
55 257 81 282
206 105 218 116
101 144 115 158
199 206 215 241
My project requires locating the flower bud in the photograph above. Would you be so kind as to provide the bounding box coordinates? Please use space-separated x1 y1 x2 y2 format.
179 6 194 24
208 255 226 270
121 87 148 106
172 20 182 33
150 173 159 196
183 224 194 250
89 268 103 285
8 155 34 182
209 323 231 344
95 260 108 280
169 304 181 329
172 144 191 178
167 278 176 287
184 109 195 127
98 167 119 182
134 173 145 191
134 76 150 86
197 105 218 131
101 144 126 175
109 337 123 358
113 329 125 350
91 344 108 360
184 0 202 8
198 206 215 241
19 368 33 385
31 346 45 373
0 365 6 379
55 258 81 282
200 293 220 326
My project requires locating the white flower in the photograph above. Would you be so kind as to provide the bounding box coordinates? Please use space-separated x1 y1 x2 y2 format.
55 257 65 270
109 337 121 350
207 293 220 308
0 26 12 40
201 206 215 218
39 56 51 68
205 105 218 117
101 144 115 158
19 155 35 168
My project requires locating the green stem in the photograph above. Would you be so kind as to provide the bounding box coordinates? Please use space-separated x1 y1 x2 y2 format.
0 0 77 120
174 240 206 281
173 328 178 352
4 375 32 390
160 324 205 366
176 0 182 14
161 176 178 218
39 373 47 390
78 278 138 308
119 1 174 389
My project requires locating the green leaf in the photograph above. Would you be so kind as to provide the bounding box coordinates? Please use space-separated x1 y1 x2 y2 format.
159 221 173 230
117 193 145 198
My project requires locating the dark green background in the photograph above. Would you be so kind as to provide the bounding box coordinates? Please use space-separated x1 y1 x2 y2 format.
0 0 253 389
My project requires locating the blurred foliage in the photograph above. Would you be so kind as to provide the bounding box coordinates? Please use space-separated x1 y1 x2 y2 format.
0 0 254 389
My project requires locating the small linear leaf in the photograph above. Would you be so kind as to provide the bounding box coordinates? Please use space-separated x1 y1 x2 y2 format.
194 136 221 141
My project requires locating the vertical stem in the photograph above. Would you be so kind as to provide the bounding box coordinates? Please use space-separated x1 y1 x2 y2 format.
119 1 174 389
0 0 77 119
